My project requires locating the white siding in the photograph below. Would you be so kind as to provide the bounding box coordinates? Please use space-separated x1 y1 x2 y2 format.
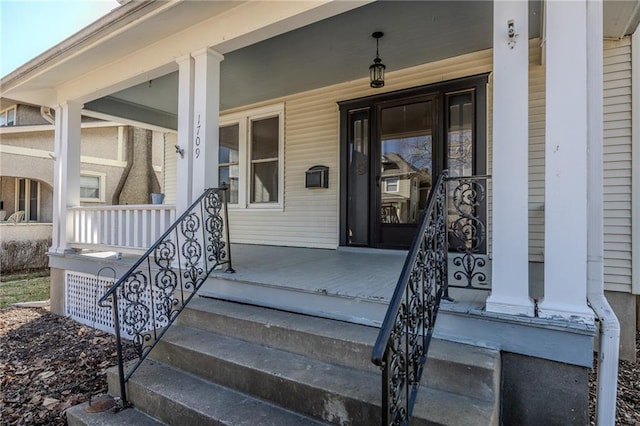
603 38 633 292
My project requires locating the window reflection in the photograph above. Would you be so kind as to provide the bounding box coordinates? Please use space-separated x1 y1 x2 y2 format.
380 102 433 224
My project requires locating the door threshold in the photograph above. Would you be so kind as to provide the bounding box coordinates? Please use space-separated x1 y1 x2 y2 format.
337 246 408 256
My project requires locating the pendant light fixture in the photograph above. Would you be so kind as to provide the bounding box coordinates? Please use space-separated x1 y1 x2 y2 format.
369 31 385 88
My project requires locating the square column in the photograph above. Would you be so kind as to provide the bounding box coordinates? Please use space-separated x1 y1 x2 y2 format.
539 0 593 321
51 101 81 253
486 0 534 316
175 54 195 215
191 48 224 199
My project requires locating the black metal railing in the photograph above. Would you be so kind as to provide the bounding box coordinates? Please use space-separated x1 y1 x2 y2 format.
446 175 491 291
372 171 449 426
98 187 233 407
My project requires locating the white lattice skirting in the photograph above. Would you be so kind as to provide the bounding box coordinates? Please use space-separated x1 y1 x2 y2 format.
65 271 116 334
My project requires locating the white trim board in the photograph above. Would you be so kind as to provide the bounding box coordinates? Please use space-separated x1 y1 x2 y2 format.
0 145 127 168
632 27 639 294
0 121 122 134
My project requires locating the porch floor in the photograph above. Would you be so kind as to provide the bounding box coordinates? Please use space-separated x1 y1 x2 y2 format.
210 244 407 302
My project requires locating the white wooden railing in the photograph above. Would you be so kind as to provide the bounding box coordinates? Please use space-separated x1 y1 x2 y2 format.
68 205 176 252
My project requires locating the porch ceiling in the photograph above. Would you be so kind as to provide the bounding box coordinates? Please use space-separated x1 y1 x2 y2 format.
85 1 542 128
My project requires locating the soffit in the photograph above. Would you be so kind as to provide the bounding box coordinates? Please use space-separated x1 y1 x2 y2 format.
103 1 542 116
603 0 640 39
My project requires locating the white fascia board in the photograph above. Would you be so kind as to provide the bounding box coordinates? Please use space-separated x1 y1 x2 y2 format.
0 1 175 95
0 121 121 135
81 109 176 133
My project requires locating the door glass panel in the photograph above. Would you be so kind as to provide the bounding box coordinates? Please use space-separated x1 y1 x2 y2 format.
347 111 369 245
380 101 433 225
445 91 485 253
447 92 473 177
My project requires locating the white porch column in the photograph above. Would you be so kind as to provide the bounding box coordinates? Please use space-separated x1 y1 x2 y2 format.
175 54 195 215
191 48 224 199
485 0 534 316
52 101 81 253
538 0 593 321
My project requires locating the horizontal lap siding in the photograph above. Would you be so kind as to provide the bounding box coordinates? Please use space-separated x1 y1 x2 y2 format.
226 49 494 248
603 38 632 293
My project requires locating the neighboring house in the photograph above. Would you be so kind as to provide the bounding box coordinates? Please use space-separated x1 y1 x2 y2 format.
0 101 168 272
1 1 638 425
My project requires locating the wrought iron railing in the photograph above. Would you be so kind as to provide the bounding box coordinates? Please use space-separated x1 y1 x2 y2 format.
446 175 491 291
372 171 449 426
98 187 233 407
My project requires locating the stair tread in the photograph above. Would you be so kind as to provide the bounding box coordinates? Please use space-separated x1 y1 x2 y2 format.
150 323 496 425
186 297 379 345
155 324 380 404
129 360 328 425
66 401 165 426
185 297 499 372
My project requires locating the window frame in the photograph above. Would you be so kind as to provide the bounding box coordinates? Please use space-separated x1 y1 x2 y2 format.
384 176 399 193
218 123 241 205
0 106 17 127
219 103 284 210
15 178 40 222
80 171 106 203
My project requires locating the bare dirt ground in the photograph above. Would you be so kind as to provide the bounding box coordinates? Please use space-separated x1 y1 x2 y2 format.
0 307 133 425
0 306 638 425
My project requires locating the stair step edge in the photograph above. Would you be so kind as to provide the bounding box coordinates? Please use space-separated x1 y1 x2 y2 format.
126 360 328 426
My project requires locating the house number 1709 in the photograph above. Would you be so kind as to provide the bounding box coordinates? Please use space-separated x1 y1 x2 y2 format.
194 113 201 159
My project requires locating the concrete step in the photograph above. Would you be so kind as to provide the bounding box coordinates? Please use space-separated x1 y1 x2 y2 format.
141 322 497 426
147 324 380 425
75 297 499 425
178 297 380 373
179 297 500 401
114 360 327 426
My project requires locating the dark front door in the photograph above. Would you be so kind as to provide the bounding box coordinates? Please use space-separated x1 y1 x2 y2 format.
377 96 437 248
340 75 487 250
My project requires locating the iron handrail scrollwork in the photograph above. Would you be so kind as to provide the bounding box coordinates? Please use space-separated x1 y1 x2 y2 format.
98 187 233 407
446 175 490 291
371 171 449 426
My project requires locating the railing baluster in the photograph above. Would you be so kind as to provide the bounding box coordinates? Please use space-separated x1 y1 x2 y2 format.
98 188 232 407
372 172 449 426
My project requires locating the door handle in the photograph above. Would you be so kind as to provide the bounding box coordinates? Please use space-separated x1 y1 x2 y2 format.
376 175 381 187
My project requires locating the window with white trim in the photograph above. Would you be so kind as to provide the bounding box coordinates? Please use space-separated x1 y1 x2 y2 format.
0 106 16 127
218 124 239 204
250 116 279 203
16 178 40 221
80 172 106 202
385 177 399 192
218 104 284 209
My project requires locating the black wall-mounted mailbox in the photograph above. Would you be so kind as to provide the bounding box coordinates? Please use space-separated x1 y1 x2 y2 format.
305 165 329 189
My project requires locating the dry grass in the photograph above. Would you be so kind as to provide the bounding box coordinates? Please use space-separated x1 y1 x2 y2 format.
0 272 50 308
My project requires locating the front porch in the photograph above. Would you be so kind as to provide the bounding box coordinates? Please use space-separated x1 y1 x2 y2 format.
4 0 636 422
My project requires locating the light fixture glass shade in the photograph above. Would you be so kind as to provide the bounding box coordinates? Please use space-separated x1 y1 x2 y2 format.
370 58 385 88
